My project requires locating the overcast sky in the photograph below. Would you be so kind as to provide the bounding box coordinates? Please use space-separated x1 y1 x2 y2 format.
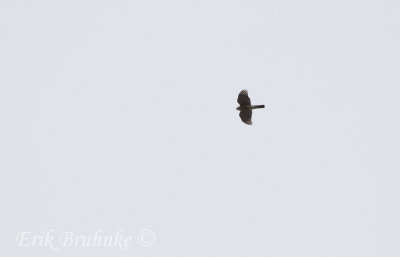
1 0 399 256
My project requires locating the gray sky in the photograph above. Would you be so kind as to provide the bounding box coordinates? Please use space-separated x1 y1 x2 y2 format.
1 0 399 256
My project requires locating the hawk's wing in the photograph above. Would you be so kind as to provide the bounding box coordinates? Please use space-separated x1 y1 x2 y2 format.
239 110 252 125
237 90 251 106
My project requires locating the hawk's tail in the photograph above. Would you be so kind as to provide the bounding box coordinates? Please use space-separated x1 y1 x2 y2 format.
251 105 265 109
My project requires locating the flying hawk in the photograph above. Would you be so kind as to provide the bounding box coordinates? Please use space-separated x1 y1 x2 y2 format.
236 90 265 125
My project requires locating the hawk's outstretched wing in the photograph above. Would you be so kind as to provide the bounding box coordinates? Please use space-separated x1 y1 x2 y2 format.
239 110 252 125
237 90 251 106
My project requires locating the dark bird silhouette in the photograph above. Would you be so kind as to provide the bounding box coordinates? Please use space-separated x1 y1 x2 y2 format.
236 89 264 125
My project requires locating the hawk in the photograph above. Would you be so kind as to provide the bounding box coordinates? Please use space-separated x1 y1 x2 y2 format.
236 89 265 125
